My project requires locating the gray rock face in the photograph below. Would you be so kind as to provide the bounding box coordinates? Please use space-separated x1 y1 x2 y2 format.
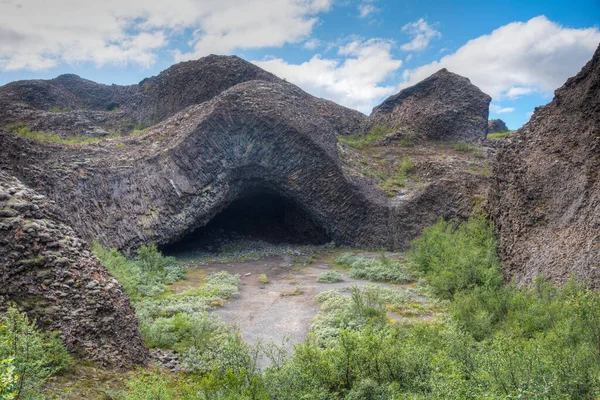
370 68 491 142
488 119 508 133
0 55 366 139
0 171 149 365
490 44 600 288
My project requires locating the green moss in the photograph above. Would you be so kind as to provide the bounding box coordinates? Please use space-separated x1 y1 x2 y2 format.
338 125 394 149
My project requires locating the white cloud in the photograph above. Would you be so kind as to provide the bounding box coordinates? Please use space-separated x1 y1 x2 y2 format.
490 104 515 114
358 1 379 19
253 38 402 113
0 0 332 71
526 111 534 118
400 18 441 52
505 86 535 98
400 16 600 99
304 38 321 50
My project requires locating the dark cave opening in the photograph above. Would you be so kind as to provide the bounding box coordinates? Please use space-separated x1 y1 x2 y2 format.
162 191 330 255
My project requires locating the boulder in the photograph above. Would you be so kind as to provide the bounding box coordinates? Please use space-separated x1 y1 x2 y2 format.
490 44 600 288
488 119 508 133
370 68 491 142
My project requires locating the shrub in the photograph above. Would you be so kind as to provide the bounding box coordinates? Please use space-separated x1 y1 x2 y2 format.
0 307 71 399
258 274 269 284
316 270 344 283
409 214 502 299
336 253 412 284
452 141 476 153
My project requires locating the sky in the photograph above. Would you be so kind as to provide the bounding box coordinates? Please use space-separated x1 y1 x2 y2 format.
0 1 599 129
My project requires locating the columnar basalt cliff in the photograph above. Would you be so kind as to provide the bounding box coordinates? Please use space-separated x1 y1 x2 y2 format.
490 44 600 288
0 171 149 365
488 119 508 134
370 68 491 142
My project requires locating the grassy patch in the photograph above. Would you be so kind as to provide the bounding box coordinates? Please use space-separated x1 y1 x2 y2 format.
336 253 413 284
5 122 101 145
338 125 393 149
48 106 71 113
257 274 269 284
487 130 514 139
451 141 476 153
316 270 344 283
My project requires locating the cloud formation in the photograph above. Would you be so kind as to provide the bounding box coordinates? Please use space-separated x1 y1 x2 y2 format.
400 16 600 98
253 38 402 113
358 1 379 19
400 18 441 52
490 104 515 114
0 0 331 71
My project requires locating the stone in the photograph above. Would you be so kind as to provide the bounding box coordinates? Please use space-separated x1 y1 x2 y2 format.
489 44 600 288
0 172 149 366
487 119 508 134
369 68 491 142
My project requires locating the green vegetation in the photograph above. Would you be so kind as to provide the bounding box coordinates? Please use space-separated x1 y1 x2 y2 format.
451 141 477 152
336 252 413 284
487 130 514 139
48 106 71 113
258 274 269 284
381 157 414 190
338 125 393 149
0 307 71 399
316 270 344 283
5 122 101 145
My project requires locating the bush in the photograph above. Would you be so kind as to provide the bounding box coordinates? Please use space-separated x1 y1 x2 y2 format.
451 141 476 152
317 270 344 283
336 253 412 284
409 214 502 299
0 307 71 399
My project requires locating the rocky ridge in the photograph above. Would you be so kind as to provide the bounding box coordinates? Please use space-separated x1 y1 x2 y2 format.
490 44 600 287
488 119 508 133
0 171 149 365
370 68 491 142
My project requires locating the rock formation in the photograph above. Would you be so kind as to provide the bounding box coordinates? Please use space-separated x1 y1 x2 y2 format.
488 119 508 134
370 68 491 142
490 44 600 288
0 171 149 365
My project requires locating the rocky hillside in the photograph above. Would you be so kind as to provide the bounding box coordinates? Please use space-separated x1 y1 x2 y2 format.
370 68 491 142
0 171 149 365
490 44 600 287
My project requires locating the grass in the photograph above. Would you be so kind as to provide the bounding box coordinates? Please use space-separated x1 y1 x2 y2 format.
338 125 394 149
336 252 413 284
381 157 414 190
316 270 344 283
5 122 102 145
451 141 477 153
257 274 269 284
487 130 514 139
48 106 71 113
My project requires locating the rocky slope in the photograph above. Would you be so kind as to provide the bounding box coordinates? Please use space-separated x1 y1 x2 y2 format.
370 68 491 142
490 44 600 287
0 171 149 365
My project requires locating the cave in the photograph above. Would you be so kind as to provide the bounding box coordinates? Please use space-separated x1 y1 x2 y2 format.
162 190 330 255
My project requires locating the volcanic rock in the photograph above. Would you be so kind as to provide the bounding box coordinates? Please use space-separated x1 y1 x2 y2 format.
370 68 491 142
0 171 149 365
490 44 600 287
488 119 509 133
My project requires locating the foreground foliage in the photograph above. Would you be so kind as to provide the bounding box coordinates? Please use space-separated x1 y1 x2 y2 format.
0 307 71 399
118 214 600 399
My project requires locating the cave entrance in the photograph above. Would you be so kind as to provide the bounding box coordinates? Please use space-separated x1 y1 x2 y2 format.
162 191 330 255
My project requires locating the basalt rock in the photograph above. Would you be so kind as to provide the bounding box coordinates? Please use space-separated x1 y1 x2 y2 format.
490 44 600 288
370 68 491 142
488 119 508 134
0 171 149 366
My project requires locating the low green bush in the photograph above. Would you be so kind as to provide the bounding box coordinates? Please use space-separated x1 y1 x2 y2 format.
338 125 393 149
336 253 412 284
409 214 502 299
316 270 344 283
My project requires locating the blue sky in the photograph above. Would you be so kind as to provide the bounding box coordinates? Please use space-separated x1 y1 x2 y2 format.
1 0 599 129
